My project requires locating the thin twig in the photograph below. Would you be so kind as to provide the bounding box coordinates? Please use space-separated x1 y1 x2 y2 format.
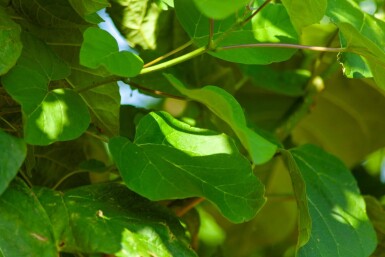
85 130 109 143
130 81 186 100
0 116 18 132
219 43 346 53
143 40 194 68
208 19 215 49
52 170 88 190
242 0 272 25
172 197 205 217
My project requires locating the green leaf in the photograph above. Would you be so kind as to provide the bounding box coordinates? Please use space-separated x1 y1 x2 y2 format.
175 1 298 64
80 27 144 77
0 178 57 257
68 0 110 17
0 130 26 195
0 7 22 75
281 150 311 250
338 52 372 79
192 0 250 20
292 73 385 167
364 196 385 256
35 183 197 256
109 112 266 223
24 89 91 145
289 144 376 257
281 0 327 33
165 74 277 165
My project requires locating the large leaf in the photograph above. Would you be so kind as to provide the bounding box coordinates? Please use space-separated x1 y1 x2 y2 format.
80 27 144 77
289 144 376 257
109 111 266 223
0 130 26 195
35 183 197 256
68 0 110 17
0 7 22 75
174 0 298 64
0 179 57 257
165 74 277 165
281 0 327 33
192 0 250 20
292 74 385 167
1 32 90 145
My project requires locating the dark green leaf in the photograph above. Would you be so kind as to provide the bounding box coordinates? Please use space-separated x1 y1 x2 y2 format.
0 130 26 195
35 183 197 256
80 27 144 77
175 0 298 64
109 112 266 223
24 89 90 145
68 0 110 17
338 52 372 78
0 178 57 257
365 196 385 257
192 0 250 20
281 0 327 33
290 144 376 257
0 7 22 75
165 74 277 165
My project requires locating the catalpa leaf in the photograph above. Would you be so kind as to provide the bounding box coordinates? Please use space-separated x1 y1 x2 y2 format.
68 0 110 17
174 0 298 64
164 74 277 165
281 0 327 33
289 144 376 257
192 0 250 19
0 7 22 75
35 183 197 256
0 130 26 196
0 179 57 257
80 27 143 77
109 112 266 223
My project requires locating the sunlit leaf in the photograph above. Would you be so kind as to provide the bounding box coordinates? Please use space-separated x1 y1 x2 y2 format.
0 178 57 257
109 112 266 223
175 0 298 64
192 0 250 20
290 144 376 257
0 130 26 195
0 7 22 75
80 27 144 77
165 74 277 165
35 183 197 256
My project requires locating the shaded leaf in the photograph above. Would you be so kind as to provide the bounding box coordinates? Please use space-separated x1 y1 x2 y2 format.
365 196 385 257
35 183 197 256
165 74 277 165
290 144 376 257
68 0 110 17
192 0 250 20
0 7 22 75
338 52 372 79
109 112 266 223
281 0 327 33
175 0 298 64
0 130 26 195
80 27 144 77
0 178 57 257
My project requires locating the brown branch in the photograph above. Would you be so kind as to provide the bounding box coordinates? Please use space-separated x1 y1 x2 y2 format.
219 43 346 52
129 81 187 100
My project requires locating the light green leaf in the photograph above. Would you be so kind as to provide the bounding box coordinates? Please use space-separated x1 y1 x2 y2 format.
0 7 22 75
165 74 277 165
0 178 57 257
80 27 144 77
281 0 327 33
290 144 376 257
175 0 298 64
68 0 110 17
25 89 90 145
192 0 250 20
281 150 311 250
109 112 266 223
35 183 197 256
0 130 26 195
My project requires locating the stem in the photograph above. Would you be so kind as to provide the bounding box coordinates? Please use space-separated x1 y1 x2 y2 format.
171 197 205 217
19 170 33 188
129 82 186 100
219 43 346 52
52 170 89 190
143 40 194 68
208 19 214 49
140 46 207 75
242 0 272 25
0 116 17 132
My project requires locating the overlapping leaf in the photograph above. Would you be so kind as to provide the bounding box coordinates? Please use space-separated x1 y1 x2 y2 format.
0 7 22 75
174 0 298 64
165 74 277 165
0 130 26 195
192 0 250 20
80 27 143 77
1 32 90 145
109 111 266 223
288 144 376 257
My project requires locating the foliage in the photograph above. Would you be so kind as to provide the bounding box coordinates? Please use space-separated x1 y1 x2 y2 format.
1 0 385 256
